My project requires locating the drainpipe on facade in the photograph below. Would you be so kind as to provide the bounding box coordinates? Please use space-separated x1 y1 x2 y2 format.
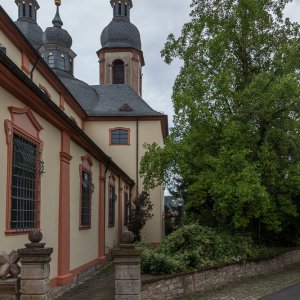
136 120 139 198
104 160 111 255
30 57 41 81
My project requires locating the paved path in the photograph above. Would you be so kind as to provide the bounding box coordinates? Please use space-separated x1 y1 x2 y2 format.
261 282 300 300
180 263 300 300
54 262 300 300
55 263 115 300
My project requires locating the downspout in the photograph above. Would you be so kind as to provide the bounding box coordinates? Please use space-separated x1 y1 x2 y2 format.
136 120 139 198
30 57 41 81
104 160 111 255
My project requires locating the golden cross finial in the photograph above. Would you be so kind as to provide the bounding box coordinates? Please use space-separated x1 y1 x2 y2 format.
55 0 61 6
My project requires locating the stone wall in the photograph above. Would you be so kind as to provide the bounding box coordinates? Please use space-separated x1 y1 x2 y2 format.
141 249 300 300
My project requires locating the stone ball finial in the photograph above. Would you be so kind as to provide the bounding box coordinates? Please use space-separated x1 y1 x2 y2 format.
122 231 134 244
28 230 43 243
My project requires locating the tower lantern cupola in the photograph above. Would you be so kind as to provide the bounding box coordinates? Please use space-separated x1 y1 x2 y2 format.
15 0 43 49
98 0 145 96
40 0 76 77
111 0 132 20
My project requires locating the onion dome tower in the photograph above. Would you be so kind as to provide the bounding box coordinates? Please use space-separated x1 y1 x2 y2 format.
15 0 43 49
40 0 76 77
98 0 145 96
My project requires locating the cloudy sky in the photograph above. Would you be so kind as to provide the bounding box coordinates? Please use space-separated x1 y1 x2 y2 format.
1 1 300 127
1 0 191 125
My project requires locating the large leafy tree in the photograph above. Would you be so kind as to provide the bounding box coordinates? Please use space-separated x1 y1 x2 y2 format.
140 0 300 241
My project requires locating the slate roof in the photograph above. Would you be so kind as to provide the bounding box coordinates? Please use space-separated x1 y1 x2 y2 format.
15 19 43 49
90 84 162 116
56 70 99 112
101 19 142 51
56 70 162 117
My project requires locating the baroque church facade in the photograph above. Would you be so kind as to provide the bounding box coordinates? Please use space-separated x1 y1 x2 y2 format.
0 0 167 285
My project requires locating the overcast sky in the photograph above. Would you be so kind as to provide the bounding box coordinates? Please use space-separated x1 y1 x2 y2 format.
1 0 191 125
1 1 300 127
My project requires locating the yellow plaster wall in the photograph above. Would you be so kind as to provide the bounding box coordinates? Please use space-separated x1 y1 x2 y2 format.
69 141 99 270
84 119 165 243
0 30 82 128
0 30 22 68
0 87 60 279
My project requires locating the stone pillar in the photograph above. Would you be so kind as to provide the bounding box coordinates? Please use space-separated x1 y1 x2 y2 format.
17 231 53 300
0 278 20 300
112 232 141 300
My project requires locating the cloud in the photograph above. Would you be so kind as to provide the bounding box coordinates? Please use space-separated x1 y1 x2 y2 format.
1 0 191 124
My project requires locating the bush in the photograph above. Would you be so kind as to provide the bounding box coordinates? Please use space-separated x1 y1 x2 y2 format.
140 224 285 275
128 191 153 241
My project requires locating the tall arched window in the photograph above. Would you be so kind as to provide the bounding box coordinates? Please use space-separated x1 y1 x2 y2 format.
29 4 32 18
48 54 54 68
58 55 65 70
112 60 125 84
118 2 122 15
22 3 26 17
125 3 128 17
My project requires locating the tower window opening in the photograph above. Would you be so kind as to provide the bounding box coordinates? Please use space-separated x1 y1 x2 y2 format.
112 60 125 84
22 3 26 17
125 4 128 17
48 54 54 68
58 56 65 70
29 4 32 18
70 59 73 73
118 2 122 15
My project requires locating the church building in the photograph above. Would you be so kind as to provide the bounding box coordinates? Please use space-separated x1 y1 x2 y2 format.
0 0 167 286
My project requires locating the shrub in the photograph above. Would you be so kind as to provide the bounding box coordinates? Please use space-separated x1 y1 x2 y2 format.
140 224 285 275
128 191 153 241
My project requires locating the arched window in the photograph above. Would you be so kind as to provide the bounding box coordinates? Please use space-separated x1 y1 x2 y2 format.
22 3 26 17
112 60 125 84
58 55 65 70
118 2 122 15
29 4 32 18
125 3 128 17
70 59 73 73
48 54 54 68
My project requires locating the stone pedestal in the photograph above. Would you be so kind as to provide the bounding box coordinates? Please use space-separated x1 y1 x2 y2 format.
0 277 20 300
112 244 141 300
17 234 53 300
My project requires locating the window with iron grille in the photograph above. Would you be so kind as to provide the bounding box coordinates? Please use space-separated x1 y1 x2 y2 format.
81 171 91 227
112 60 125 84
109 185 115 226
111 129 129 145
11 134 38 230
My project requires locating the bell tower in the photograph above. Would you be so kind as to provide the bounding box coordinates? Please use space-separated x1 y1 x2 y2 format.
97 0 145 96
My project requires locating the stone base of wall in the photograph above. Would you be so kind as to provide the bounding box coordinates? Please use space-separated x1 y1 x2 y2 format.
141 249 300 300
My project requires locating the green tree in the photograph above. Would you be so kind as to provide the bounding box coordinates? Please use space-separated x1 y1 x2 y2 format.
140 0 300 242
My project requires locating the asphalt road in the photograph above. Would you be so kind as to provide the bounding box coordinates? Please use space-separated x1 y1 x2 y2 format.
260 282 300 300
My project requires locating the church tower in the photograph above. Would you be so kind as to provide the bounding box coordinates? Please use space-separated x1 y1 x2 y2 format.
39 0 76 77
98 0 145 96
15 0 43 49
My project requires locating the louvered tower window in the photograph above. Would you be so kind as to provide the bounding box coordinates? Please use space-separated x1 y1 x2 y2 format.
112 60 125 84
